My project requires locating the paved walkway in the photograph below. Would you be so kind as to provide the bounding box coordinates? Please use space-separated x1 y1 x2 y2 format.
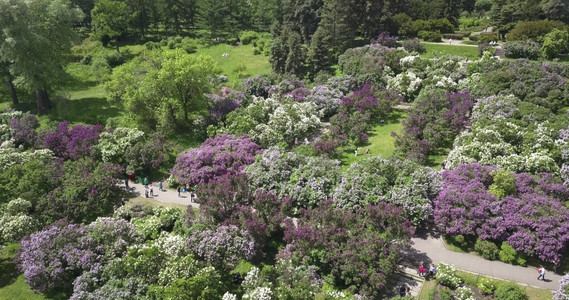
409 233 562 291
122 181 200 209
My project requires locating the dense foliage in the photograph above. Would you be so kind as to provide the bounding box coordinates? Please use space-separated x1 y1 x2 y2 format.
435 163 569 262
172 134 260 185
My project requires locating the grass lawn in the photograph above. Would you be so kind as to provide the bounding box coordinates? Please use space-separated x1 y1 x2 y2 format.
336 110 406 168
194 43 271 87
420 43 479 60
0 244 66 300
127 196 188 212
418 270 553 300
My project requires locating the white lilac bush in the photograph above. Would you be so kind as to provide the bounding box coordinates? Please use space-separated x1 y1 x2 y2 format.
445 120 559 174
94 127 144 164
387 71 423 101
435 262 463 289
0 148 54 171
0 198 37 245
246 147 342 210
333 157 441 225
454 286 475 300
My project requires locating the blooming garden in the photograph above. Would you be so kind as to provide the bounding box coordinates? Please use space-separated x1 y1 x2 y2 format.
3 34 569 300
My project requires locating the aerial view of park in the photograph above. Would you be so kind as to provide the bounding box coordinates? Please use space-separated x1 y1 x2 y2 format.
1 0 569 299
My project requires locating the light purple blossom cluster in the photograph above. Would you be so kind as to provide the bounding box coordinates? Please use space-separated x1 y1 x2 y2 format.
187 225 255 270
171 134 260 185
206 87 246 125
9 113 39 148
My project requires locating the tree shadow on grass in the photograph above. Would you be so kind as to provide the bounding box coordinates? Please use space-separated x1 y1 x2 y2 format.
50 97 121 125
0 244 20 288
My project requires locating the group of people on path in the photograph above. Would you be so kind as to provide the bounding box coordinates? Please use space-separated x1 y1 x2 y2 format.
177 184 196 202
419 262 436 278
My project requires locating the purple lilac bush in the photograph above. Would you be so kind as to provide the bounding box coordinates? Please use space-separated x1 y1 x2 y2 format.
434 163 569 262
43 121 105 160
9 113 39 148
394 89 474 163
186 225 255 270
282 200 414 299
18 221 101 293
171 134 260 185
207 87 246 125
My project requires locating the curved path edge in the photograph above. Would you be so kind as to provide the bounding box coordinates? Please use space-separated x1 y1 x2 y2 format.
410 235 562 291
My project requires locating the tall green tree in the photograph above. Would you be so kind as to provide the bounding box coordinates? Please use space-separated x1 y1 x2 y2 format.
542 0 569 23
156 0 197 33
0 0 83 114
105 51 221 132
91 0 133 52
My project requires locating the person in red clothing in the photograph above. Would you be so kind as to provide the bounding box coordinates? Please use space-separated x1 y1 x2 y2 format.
128 173 134 181
419 263 426 277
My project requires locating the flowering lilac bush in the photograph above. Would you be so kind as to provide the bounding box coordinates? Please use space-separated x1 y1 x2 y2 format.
124 132 176 175
334 157 441 225
36 159 125 223
283 200 414 299
186 225 255 270
394 89 474 163
464 59 569 112
94 127 145 164
283 87 311 102
372 32 398 48
226 189 290 251
195 173 252 224
217 96 322 148
554 274 569 300
326 75 358 94
43 121 105 160
242 75 274 98
304 84 344 118
172 134 259 185
445 120 559 174
268 76 305 96
206 86 246 125
435 163 569 262
246 147 342 210
338 44 395 84
9 113 39 148
0 198 37 245
321 83 399 150
470 94 520 123
86 217 143 260
18 221 101 293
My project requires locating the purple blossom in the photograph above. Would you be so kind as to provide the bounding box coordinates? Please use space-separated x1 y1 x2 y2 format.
43 121 105 160
172 134 260 185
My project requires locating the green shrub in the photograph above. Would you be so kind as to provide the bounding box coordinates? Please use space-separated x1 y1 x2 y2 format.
541 29 569 59
160 39 168 46
468 35 478 41
503 40 541 60
167 40 176 49
418 30 442 42
446 234 472 249
456 31 472 37
226 37 238 45
498 242 527 266
443 33 465 40
477 278 496 295
506 20 568 42
240 30 259 45
174 36 183 43
474 239 499 260
402 38 426 54
145 41 161 50
438 286 453 300
494 283 528 300
478 32 498 43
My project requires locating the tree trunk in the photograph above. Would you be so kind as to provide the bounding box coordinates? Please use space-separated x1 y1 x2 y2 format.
7 75 18 105
115 38 120 53
36 89 51 115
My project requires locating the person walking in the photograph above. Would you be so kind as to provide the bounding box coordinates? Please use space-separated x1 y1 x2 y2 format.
150 186 154 197
158 181 163 192
124 178 129 190
177 186 181 197
429 264 436 278
537 267 546 281
419 263 426 277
